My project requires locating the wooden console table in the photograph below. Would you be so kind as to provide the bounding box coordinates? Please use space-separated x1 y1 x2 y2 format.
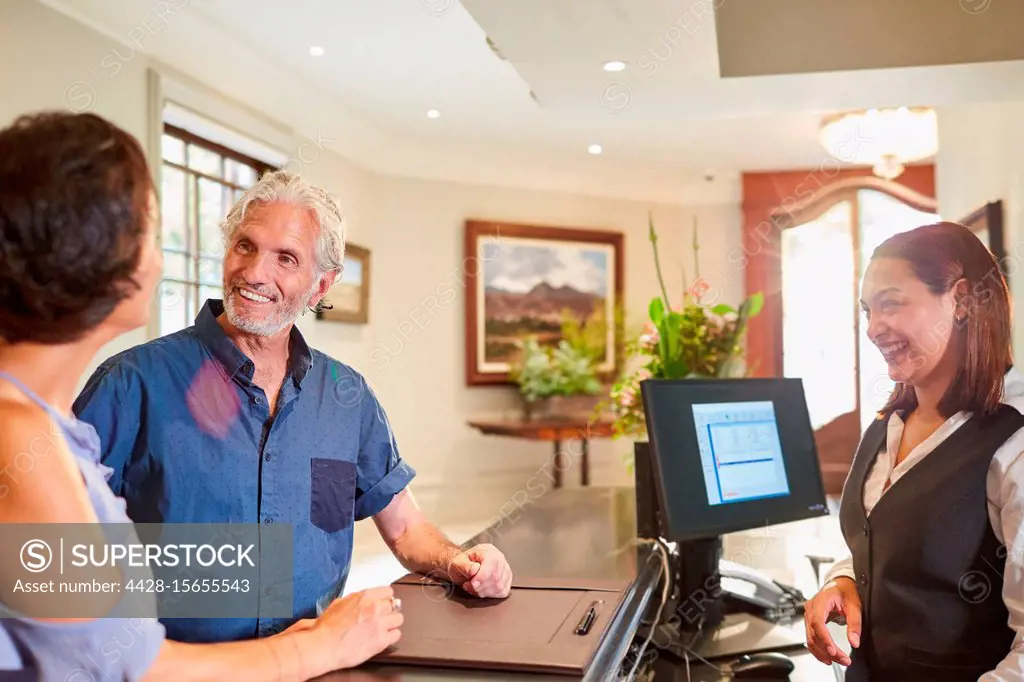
466 418 616 488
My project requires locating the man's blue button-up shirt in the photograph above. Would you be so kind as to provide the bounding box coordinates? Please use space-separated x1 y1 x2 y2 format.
73 300 416 643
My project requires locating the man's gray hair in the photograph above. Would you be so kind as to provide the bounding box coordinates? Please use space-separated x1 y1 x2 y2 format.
221 170 345 273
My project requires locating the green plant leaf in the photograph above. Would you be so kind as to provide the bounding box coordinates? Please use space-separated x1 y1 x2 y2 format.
649 296 666 326
726 292 765 367
648 211 672 312
666 352 689 378
711 303 735 316
744 292 765 318
657 310 686 378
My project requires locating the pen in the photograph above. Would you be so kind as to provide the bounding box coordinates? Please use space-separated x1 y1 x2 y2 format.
575 600 603 635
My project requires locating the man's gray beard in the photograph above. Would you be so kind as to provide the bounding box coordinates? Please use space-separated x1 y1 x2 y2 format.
224 291 308 337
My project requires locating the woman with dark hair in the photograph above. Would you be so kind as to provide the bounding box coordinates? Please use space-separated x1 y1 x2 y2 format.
804 221 1024 681
0 111 401 680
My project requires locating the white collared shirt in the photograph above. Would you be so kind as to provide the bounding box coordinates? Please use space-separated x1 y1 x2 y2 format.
825 367 1024 681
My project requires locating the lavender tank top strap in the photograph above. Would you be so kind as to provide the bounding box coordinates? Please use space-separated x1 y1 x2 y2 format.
0 370 102 463
0 371 167 680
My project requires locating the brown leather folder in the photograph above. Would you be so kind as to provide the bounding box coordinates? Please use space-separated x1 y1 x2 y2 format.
369 573 630 675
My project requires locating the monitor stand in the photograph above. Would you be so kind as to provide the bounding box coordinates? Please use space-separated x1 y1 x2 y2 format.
645 536 808 662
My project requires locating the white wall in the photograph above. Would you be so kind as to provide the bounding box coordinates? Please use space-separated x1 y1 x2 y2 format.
0 0 153 365
0 1 147 149
936 102 1024 358
342 176 742 519
292 140 381 373
1 0 745 524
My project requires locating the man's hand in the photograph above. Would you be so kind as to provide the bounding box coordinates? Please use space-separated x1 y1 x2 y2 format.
373 491 512 599
804 576 862 667
447 544 513 598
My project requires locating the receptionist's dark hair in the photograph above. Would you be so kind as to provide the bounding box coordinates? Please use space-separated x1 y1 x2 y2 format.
874 221 1012 418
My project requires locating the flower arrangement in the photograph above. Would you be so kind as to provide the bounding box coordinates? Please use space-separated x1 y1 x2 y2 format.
510 336 603 404
605 213 764 439
509 308 608 418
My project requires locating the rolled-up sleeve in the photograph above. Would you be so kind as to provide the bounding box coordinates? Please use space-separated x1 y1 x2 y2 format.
353 379 415 521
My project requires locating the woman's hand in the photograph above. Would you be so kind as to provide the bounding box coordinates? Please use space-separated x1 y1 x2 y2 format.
804 576 862 666
144 588 404 682
306 586 404 672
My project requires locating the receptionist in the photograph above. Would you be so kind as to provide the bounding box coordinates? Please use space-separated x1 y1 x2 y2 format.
804 221 1024 681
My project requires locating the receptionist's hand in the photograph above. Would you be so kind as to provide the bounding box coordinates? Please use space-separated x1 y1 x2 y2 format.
448 543 513 598
804 576 862 667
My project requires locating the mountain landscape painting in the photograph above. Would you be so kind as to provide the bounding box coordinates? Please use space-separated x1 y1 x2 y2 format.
464 220 623 385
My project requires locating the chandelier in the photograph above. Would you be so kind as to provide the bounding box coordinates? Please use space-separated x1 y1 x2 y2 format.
819 107 938 180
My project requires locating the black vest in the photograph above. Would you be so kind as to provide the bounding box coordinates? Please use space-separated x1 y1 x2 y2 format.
839 404 1024 682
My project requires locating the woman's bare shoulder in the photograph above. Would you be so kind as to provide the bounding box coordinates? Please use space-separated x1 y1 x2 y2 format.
0 398 59 465
0 396 100 527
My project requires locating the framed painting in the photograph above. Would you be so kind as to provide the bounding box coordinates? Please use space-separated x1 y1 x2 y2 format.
464 219 624 386
318 243 370 324
959 200 1007 280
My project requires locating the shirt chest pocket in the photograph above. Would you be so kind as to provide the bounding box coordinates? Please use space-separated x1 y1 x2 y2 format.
310 458 357 533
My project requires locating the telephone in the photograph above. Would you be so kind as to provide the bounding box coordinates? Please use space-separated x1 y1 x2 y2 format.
719 559 806 622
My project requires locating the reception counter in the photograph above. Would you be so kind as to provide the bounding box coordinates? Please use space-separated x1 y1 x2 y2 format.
317 486 844 681
318 487 661 681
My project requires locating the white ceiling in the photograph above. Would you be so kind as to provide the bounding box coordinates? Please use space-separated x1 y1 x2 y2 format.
37 0 1024 204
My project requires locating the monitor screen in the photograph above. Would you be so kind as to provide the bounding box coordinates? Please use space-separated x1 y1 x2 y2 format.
641 378 829 541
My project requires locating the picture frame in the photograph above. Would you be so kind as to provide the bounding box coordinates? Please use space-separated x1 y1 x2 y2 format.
318 243 370 324
959 200 1007 281
464 219 624 386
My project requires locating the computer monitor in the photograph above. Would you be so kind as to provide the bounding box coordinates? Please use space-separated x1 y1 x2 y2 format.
640 377 829 542
636 377 831 660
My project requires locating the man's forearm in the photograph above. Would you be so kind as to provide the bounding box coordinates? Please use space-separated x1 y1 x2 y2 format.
374 491 511 599
389 520 464 579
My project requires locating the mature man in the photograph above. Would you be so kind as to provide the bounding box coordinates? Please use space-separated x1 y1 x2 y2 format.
73 170 512 643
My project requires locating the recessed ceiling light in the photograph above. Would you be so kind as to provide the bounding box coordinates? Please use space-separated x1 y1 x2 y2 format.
603 60 626 72
588 144 603 155
309 46 325 56
426 109 440 119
